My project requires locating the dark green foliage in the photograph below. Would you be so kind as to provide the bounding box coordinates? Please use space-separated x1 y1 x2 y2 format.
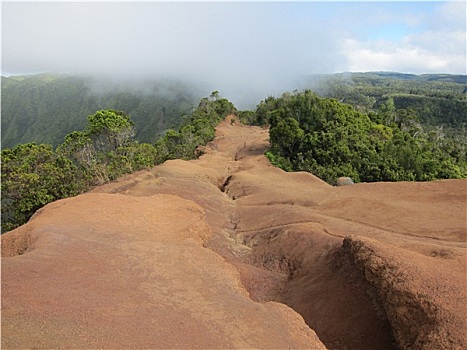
1 75 95 148
238 110 257 125
57 110 144 184
391 95 467 127
259 90 466 184
1 143 82 232
269 117 304 160
1 109 156 232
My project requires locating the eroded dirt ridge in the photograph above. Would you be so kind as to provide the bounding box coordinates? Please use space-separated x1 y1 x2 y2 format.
2 116 466 349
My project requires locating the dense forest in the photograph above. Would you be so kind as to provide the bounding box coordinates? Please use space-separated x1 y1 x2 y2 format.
250 90 465 184
1 74 198 148
2 72 466 233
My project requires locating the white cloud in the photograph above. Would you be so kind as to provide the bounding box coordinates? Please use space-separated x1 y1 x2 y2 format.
340 1 466 74
1 2 346 107
341 38 464 74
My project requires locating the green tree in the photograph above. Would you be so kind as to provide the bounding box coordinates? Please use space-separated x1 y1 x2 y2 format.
155 92 237 161
1 143 81 232
58 110 140 184
269 116 304 159
87 109 135 152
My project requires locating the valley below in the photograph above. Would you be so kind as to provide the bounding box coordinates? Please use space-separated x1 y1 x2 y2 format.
2 116 466 349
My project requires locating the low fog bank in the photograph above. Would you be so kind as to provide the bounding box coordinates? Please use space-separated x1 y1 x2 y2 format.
2 69 322 112
3 2 344 110
75 71 316 111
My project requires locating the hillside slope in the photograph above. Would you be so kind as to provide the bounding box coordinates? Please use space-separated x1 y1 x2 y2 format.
2 117 466 349
1 74 196 148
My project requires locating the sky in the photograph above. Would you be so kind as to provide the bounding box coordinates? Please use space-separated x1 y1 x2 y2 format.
2 0 466 107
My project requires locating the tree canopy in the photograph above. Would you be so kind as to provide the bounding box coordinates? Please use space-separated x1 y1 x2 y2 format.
258 90 465 184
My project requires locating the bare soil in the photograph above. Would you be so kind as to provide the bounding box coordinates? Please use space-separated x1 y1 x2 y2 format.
2 116 466 349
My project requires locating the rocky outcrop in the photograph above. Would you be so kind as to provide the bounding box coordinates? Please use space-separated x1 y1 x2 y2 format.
336 176 354 186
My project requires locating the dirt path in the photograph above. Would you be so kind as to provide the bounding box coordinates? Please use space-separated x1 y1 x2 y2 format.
2 116 466 349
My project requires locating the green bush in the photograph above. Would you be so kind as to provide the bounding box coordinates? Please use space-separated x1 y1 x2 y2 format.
259 90 466 184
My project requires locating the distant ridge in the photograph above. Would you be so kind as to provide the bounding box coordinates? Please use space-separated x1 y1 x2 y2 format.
309 71 467 84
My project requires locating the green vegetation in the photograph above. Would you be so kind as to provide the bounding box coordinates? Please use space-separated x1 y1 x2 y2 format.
255 90 466 184
1 92 237 233
1 74 197 148
306 72 467 127
248 73 466 184
1 144 82 232
154 91 236 162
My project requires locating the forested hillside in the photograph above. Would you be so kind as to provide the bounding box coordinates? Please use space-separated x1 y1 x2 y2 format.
305 72 467 128
1 74 198 148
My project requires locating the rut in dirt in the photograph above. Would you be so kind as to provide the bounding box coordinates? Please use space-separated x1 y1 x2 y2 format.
226 224 397 349
215 145 397 350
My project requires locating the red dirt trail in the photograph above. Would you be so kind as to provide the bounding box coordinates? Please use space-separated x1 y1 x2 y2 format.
2 116 466 349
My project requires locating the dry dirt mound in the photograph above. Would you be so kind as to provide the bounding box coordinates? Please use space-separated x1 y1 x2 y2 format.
2 116 466 349
1 193 322 349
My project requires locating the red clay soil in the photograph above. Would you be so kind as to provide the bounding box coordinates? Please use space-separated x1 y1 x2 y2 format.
2 116 466 349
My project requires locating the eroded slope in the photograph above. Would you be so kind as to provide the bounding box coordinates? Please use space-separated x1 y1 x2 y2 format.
2 116 466 349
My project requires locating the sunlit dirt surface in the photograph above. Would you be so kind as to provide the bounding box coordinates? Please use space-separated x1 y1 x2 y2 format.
2 116 466 349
